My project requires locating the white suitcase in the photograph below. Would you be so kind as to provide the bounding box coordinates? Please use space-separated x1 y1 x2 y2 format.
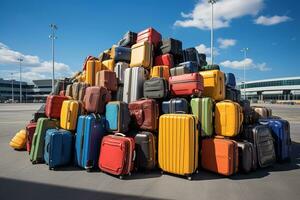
114 62 129 85
123 67 146 103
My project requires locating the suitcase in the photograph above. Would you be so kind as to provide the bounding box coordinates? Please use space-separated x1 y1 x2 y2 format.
198 53 207 67
32 104 46 122
123 67 146 103
114 62 129 85
199 70 225 101
134 131 156 170
102 59 115 71
52 78 72 95
111 46 131 62
201 64 220 71
169 73 204 97
45 95 69 119
225 87 241 102
161 98 189 114
59 90 65 96
84 86 111 114
60 100 82 131
26 121 37 153
128 99 159 131
259 119 291 161
252 106 272 119
237 140 257 173
137 27 161 47
75 114 106 170
201 137 238 176
158 114 199 180
215 100 243 137
66 84 73 98
117 31 137 47
72 82 89 101
239 100 258 125
98 51 111 62
130 41 153 69
98 133 135 178
182 48 200 65
44 129 73 169
85 58 102 86
143 78 168 99
225 73 236 88
154 54 174 68
95 70 118 92
170 61 199 76
9 129 27 150
159 38 182 56
30 118 58 163
242 125 276 168
112 85 123 101
190 97 214 137
150 65 170 80
105 101 131 133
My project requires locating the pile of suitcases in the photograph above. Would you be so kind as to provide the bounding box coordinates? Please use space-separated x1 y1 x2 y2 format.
11 27 292 180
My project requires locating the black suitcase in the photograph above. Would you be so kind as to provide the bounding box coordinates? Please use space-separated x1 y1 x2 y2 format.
161 98 189 114
143 78 168 99
159 38 182 56
112 85 123 101
118 31 137 47
239 100 258 124
32 104 46 122
198 53 207 67
182 48 200 66
225 87 241 102
237 140 257 173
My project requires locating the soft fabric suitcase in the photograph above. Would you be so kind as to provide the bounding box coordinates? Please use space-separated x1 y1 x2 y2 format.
95 70 118 91
112 85 123 101
85 58 102 86
150 65 170 80
191 97 214 137
201 137 238 176
237 140 257 173
123 67 146 103
253 106 272 119
98 133 135 179
169 73 203 97
75 114 106 170
130 41 153 69
32 104 46 122
101 59 115 71
84 86 111 114
154 54 174 68
143 78 168 99
105 101 130 133
26 121 37 153
137 27 161 47
45 95 68 119
182 48 200 65
199 70 225 101
30 118 58 164
44 129 73 169
128 99 159 131
201 64 220 71
158 114 199 180
161 98 189 114
225 73 236 88
9 129 27 150
215 100 243 137
117 31 137 47
111 46 131 62
159 38 182 56
134 131 156 170
171 61 199 76
72 82 89 101
242 125 276 168
60 100 82 131
114 62 129 84
225 87 241 102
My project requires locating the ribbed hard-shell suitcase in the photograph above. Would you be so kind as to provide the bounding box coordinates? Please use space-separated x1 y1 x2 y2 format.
236 140 257 173
159 38 182 56
85 59 102 86
44 129 73 170
137 27 161 47
239 100 258 125
75 114 106 170
158 114 199 180
32 104 46 122
26 121 37 153
117 31 137 47
143 78 168 99
84 86 111 114
98 133 135 179
225 87 241 102
114 62 129 85
45 95 68 119
252 106 272 119
112 85 123 101
60 100 82 131
191 97 214 137
161 98 189 114
9 129 26 150
225 73 236 88
130 41 153 69
66 84 73 98
123 67 146 103
198 53 207 67
170 61 198 76
215 100 243 137
72 82 89 101
95 70 118 92
154 54 174 68
201 137 238 176
102 59 115 71
199 70 225 101
182 48 200 66
150 65 170 80
111 46 131 62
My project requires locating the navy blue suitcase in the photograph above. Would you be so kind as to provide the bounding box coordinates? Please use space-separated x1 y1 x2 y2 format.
112 46 131 62
260 119 292 161
44 129 73 170
225 73 236 88
162 98 189 114
177 61 199 72
75 114 106 171
182 48 200 66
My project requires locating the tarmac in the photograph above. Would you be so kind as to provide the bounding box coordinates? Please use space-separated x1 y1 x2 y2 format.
0 103 299 200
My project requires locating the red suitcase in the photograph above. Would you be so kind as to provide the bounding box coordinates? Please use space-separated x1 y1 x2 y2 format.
98 133 135 179
137 27 161 47
169 73 204 97
45 95 68 119
59 90 66 96
154 54 174 69
26 121 37 153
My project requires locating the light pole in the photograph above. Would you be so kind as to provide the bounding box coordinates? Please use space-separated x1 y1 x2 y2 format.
208 0 216 65
241 47 249 99
49 24 58 93
17 58 23 103
11 73 14 102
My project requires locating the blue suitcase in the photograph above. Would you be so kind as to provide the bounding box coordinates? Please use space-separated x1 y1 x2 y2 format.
225 73 236 88
112 46 131 62
177 61 199 72
162 98 189 114
260 119 292 161
44 129 73 170
75 114 106 171
105 101 130 133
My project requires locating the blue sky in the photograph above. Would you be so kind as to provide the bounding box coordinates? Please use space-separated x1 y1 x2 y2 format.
0 0 299 83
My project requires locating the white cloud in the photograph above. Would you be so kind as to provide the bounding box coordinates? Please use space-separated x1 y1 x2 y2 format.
218 38 237 49
174 0 264 30
195 44 219 56
220 58 271 71
254 15 291 26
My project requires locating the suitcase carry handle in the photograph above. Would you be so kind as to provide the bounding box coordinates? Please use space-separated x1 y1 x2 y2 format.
114 133 126 137
46 143 50 152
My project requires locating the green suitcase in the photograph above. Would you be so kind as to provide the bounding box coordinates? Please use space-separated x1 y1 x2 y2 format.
201 64 220 71
191 97 214 136
29 118 58 164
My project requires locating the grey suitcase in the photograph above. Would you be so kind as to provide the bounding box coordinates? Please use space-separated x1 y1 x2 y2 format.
170 66 191 76
112 85 124 101
237 141 257 173
72 82 89 101
114 62 129 85
143 78 168 99
123 67 146 103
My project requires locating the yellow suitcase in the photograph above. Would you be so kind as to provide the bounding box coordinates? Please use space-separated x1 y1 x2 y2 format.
199 70 225 101
215 100 243 137
9 129 26 150
60 100 82 131
102 59 115 71
158 114 199 180
130 41 153 69
150 65 170 80
85 59 102 86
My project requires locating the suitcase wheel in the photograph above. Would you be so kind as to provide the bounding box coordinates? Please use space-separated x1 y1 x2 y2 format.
86 168 92 173
119 175 124 180
160 171 164 175
49 167 55 171
187 175 192 181
32 160 37 165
